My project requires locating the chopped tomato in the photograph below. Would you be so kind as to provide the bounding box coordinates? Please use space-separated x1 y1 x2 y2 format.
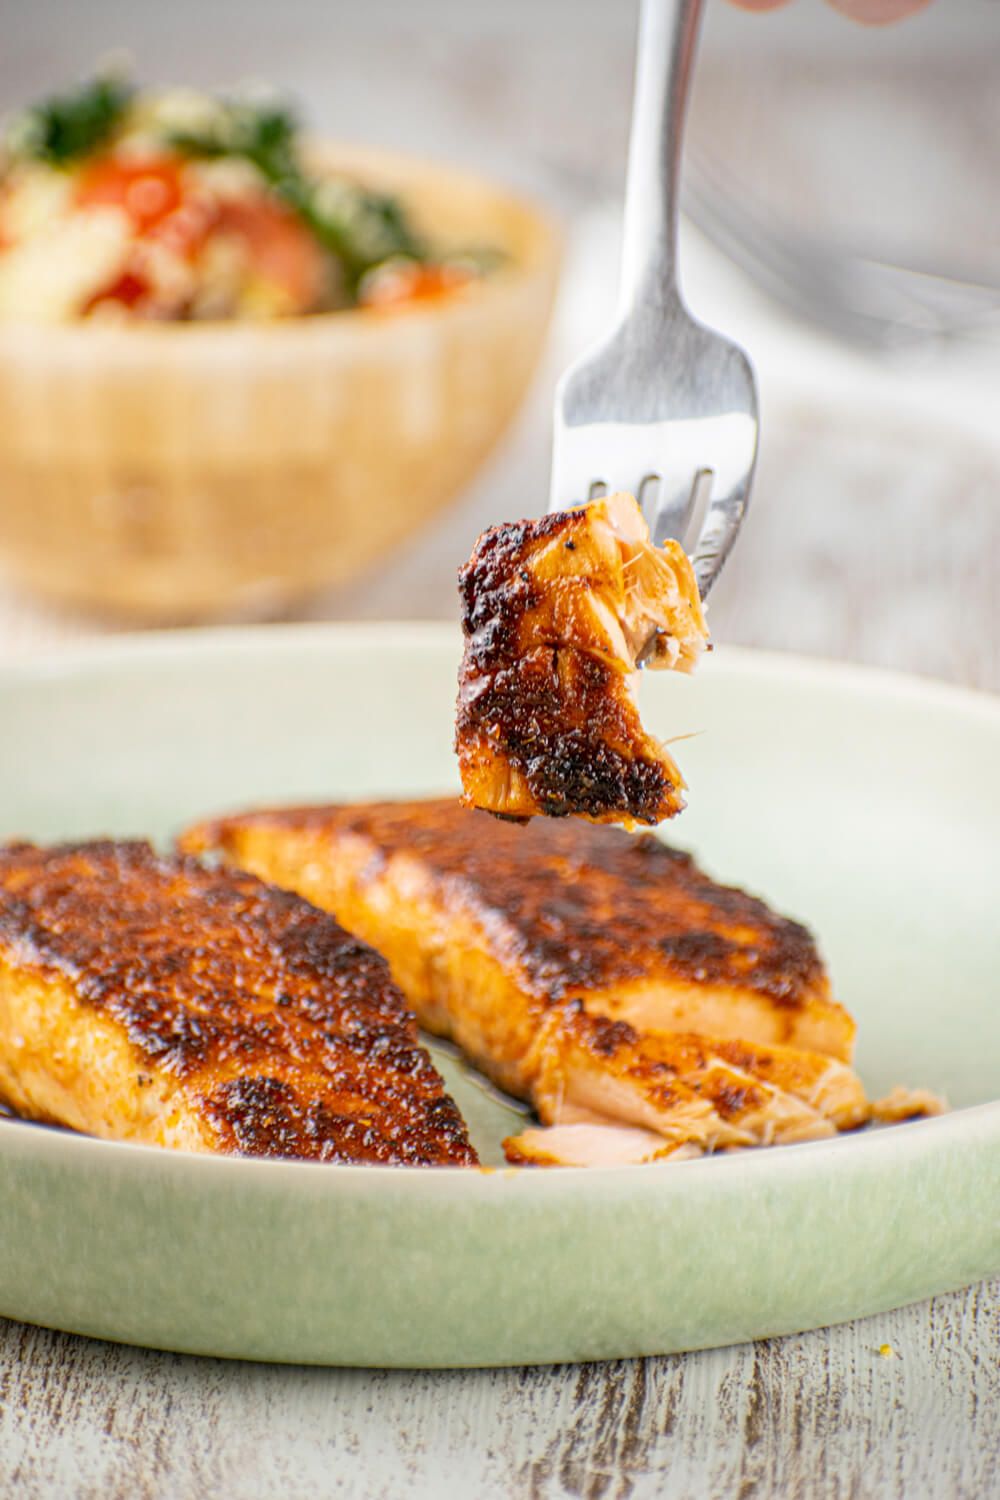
82 268 152 314
75 153 214 262
76 154 186 231
360 260 472 310
72 152 326 313
214 196 327 311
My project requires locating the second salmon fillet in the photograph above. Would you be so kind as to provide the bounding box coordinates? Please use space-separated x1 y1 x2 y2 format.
182 799 874 1162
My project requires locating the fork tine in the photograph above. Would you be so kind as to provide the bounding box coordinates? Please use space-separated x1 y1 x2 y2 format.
687 473 752 598
679 468 713 554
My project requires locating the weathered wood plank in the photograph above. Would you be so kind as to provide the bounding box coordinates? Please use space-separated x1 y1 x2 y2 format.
1 1281 997 1499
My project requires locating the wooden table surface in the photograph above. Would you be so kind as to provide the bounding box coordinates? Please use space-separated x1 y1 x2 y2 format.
2 5 999 1495
2 1282 998 1500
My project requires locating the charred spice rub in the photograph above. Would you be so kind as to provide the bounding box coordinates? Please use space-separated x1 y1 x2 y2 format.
455 496 708 827
0 840 477 1165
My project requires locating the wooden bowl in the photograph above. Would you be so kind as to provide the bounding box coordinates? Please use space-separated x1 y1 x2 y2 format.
0 145 561 622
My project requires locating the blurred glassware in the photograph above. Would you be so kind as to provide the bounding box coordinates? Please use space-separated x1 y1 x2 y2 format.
684 0 1000 348
684 147 1000 349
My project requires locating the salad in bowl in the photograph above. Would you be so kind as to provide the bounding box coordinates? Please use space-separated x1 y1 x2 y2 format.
0 75 558 621
0 73 489 323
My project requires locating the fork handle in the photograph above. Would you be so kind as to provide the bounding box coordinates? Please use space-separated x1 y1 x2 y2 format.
620 0 704 314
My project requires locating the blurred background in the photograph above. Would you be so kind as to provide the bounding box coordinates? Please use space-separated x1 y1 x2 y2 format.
1 0 998 691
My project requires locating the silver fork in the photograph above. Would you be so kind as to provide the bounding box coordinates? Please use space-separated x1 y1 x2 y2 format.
549 0 758 601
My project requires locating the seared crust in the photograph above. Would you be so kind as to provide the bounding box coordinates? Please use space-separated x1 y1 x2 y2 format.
184 799 946 1166
189 800 824 1009
0 840 476 1165
456 498 707 826
521 1003 869 1142
458 516 676 824
182 798 854 1063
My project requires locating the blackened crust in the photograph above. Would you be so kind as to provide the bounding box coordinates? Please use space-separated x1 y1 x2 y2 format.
190 801 828 1012
0 840 477 1165
456 514 678 824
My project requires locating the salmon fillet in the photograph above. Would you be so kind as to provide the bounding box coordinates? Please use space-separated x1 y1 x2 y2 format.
455 491 709 826
183 798 855 1063
0 840 477 1165
182 798 877 1163
500 1010 872 1164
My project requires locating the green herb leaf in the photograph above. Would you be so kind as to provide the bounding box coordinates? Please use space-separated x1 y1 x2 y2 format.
169 95 425 294
7 73 133 166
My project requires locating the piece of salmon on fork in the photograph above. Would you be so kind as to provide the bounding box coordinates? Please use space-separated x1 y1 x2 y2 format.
455 0 756 830
455 491 709 827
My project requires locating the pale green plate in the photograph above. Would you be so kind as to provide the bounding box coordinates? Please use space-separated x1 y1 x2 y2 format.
0 624 997 1367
